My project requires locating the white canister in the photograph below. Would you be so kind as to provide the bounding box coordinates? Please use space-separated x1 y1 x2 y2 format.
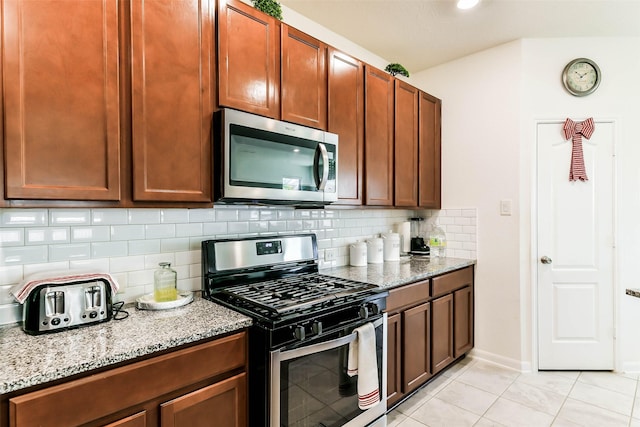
349 242 368 267
366 238 384 264
381 232 400 261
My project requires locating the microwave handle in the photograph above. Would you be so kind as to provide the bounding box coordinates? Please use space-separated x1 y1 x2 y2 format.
313 143 329 191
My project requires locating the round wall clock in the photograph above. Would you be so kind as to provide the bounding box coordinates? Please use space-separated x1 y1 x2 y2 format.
562 58 601 97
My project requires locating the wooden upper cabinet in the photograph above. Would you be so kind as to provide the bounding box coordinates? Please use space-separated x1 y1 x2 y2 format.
419 91 442 208
364 66 394 206
394 80 419 207
3 0 121 201
131 0 213 202
328 48 364 205
218 0 280 119
281 25 327 129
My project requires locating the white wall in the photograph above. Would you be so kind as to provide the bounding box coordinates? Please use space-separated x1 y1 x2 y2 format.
412 41 525 369
414 37 640 371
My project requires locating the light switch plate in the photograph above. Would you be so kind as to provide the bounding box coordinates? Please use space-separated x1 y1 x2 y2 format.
500 199 512 216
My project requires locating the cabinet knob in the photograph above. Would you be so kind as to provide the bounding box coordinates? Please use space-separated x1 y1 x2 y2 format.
540 256 553 264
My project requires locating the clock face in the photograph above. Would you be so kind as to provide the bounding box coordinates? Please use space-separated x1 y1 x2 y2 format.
563 58 601 96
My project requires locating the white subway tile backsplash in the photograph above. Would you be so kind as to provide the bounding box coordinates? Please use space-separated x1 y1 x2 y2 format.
176 223 203 237
0 265 23 286
92 209 128 225
188 209 216 223
50 209 90 225
0 284 16 304
129 209 161 225
0 229 24 246
26 227 70 245
1 209 47 227
203 222 228 235
129 240 161 256
71 226 110 242
228 222 249 234
69 258 111 272
49 243 91 262
160 209 189 224
111 225 145 241
1 246 48 266
160 238 190 253
145 224 176 239
0 206 478 325
109 255 145 273
91 241 128 258
23 262 71 280
215 208 239 222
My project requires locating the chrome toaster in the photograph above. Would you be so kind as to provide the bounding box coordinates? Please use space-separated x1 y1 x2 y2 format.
23 279 113 335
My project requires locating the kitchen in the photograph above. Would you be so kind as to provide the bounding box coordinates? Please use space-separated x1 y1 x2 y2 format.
1 0 639 426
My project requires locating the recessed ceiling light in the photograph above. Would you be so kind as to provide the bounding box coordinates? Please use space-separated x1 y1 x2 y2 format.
457 0 480 9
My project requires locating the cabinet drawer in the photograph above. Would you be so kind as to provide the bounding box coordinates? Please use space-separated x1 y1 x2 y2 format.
386 279 430 313
431 266 473 298
9 331 246 427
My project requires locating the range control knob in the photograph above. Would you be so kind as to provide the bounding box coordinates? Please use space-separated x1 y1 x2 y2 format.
368 302 380 315
293 325 306 341
312 320 323 336
359 305 369 320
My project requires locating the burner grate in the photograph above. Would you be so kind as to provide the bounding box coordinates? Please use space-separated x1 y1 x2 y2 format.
219 273 378 315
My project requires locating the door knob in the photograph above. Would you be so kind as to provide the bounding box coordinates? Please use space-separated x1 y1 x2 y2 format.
541 256 552 264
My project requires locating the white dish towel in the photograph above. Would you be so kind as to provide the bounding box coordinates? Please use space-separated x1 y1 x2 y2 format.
347 322 380 409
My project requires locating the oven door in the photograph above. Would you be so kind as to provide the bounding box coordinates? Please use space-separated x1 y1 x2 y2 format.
270 314 387 427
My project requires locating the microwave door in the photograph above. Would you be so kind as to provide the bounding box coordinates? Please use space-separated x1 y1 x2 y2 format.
313 143 329 191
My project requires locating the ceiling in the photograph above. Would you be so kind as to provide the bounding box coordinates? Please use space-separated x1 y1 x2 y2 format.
279 0 640 73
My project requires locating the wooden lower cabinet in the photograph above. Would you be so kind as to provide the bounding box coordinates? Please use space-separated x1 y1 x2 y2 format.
386 266 474 408
160 373 246 427
431 294 454 374
7 332 247 427
105 412 148 427
402 302 431 392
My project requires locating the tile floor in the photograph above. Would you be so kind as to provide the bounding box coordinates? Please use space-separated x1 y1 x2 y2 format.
387 358 640 427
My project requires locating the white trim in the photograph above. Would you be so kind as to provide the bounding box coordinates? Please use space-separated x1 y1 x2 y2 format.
620 361 640 374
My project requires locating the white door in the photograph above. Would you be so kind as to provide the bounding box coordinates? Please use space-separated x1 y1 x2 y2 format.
537 120 615 370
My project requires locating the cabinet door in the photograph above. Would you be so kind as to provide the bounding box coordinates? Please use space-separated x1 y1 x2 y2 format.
454 285 474 357
218 0 280 119
394 80 419 207
386 312 402 407
131 0 213 202
402 301 432 393
431 294 454 374
328 48 364 205
418 91 442 208
281 25 327 129
160 373 247 427
103 411 147 427
3 0 121 201
364 66 394 206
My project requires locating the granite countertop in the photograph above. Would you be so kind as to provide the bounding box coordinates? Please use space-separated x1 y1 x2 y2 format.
322 256 476 289
0 296 252 395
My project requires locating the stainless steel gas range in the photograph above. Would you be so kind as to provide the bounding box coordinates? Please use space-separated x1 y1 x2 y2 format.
202 234 388 427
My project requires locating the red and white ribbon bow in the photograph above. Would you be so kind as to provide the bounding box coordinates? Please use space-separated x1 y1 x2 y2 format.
562 117 595 182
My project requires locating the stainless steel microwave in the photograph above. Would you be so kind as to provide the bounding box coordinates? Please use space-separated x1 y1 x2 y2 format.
214 108 338 206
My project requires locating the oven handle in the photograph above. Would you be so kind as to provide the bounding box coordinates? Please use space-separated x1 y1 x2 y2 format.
275 315 385 362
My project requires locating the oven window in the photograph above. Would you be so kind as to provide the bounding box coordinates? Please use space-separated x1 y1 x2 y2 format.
278 327 383 427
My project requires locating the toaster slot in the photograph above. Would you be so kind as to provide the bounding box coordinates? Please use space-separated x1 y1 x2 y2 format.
84 285 102 309
45 291 65 317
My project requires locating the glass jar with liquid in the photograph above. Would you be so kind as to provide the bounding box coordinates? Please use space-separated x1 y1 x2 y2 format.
154 262 177 302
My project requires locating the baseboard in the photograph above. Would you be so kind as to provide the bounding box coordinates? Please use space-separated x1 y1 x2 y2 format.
469 348 532 372
620 361 640 374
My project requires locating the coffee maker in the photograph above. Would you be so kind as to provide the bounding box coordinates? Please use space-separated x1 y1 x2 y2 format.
409 217 430 255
